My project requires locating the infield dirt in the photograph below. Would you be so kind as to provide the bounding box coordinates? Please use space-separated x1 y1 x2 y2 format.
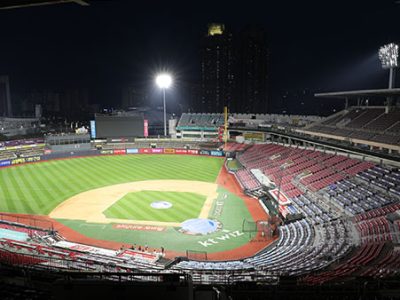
49 180 218 226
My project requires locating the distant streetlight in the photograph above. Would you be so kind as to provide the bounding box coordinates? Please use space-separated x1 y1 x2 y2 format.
155 74 172 136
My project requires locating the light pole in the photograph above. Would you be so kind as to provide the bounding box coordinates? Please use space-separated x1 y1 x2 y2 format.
378 43 398 89
155 73 172 136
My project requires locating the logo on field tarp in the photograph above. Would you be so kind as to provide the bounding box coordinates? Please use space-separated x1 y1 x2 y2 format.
150 201 172 209
179 218 221 235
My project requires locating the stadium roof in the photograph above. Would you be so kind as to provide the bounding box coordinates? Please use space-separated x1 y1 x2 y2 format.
315 88 400 99
0 0 88 9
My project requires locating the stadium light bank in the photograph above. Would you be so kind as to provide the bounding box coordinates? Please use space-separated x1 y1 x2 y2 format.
155 74 173 136
378 43 398 89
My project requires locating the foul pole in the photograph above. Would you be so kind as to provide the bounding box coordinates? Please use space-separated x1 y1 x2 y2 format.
223 106 229 148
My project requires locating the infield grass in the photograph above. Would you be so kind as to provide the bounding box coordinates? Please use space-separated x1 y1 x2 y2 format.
103 191 206 222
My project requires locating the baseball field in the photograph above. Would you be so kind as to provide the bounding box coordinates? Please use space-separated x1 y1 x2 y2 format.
0 154 269 256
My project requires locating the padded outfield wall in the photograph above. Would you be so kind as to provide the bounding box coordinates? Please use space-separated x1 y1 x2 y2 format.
0 148 225 168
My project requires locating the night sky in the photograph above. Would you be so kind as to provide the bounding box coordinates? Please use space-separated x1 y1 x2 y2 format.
0 0 399 115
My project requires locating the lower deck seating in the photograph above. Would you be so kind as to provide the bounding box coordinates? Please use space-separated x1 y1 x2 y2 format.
359 247 400 278
303 243 386 285
234 169 261 191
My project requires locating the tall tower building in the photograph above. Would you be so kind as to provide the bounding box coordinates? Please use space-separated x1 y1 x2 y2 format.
0 75 12 117
200 23 235 113
199 24 269 114
237 25 269 113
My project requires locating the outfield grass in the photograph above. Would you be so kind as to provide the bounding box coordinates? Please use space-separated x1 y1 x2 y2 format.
104 191 206 222
0 155 223 215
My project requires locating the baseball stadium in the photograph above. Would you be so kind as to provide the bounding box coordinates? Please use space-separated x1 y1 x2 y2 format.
0 1 400 299
0 149 271 259
1 98 400 299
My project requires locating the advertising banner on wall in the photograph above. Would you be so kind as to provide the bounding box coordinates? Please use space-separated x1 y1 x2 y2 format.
139 148 151 154
126 148 139 154
100 150 113 155
175 149 188 154
144 119 148 137
113 149 126 155
151 148 163 153
199 150 210 156
163 148 175 154
188 149 199 155
25 156 41 163
0 156 41 168
210 150 224 157
0 160 11 167
11 156 41 165
90 120 96 139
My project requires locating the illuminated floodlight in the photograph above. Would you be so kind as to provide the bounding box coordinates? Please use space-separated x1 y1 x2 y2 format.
378 43 399 69
155 74 172 89
155 73 173 136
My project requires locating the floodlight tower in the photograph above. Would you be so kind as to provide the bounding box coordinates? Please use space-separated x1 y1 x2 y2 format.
379 43 398 110
155 74 172 136
378 43 398 89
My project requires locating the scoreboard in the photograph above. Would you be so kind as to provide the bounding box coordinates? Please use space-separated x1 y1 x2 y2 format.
94 114 145 138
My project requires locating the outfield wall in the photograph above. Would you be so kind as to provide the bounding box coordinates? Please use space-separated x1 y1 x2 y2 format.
0 148 225 169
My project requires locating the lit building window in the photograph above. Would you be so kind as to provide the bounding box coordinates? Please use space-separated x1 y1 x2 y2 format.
208 23 225 36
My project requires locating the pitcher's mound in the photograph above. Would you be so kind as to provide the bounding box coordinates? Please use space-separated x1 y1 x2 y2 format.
150 201 173 209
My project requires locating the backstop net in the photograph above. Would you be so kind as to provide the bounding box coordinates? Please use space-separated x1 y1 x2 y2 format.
242 219 257 232
242 219 273 240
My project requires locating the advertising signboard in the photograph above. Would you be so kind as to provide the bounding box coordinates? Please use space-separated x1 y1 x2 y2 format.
90 120 96 138
144 119 148 137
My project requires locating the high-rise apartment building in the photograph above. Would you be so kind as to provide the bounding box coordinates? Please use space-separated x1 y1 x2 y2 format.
0 75 12 117
236 25 269 113
200 23 235 113
200 24 269 113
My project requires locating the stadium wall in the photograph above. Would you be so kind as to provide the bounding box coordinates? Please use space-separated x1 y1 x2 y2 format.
0 148 225 169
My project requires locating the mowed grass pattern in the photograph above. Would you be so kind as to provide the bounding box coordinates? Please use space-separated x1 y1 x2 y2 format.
0 155 223 215
104 191 206 222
